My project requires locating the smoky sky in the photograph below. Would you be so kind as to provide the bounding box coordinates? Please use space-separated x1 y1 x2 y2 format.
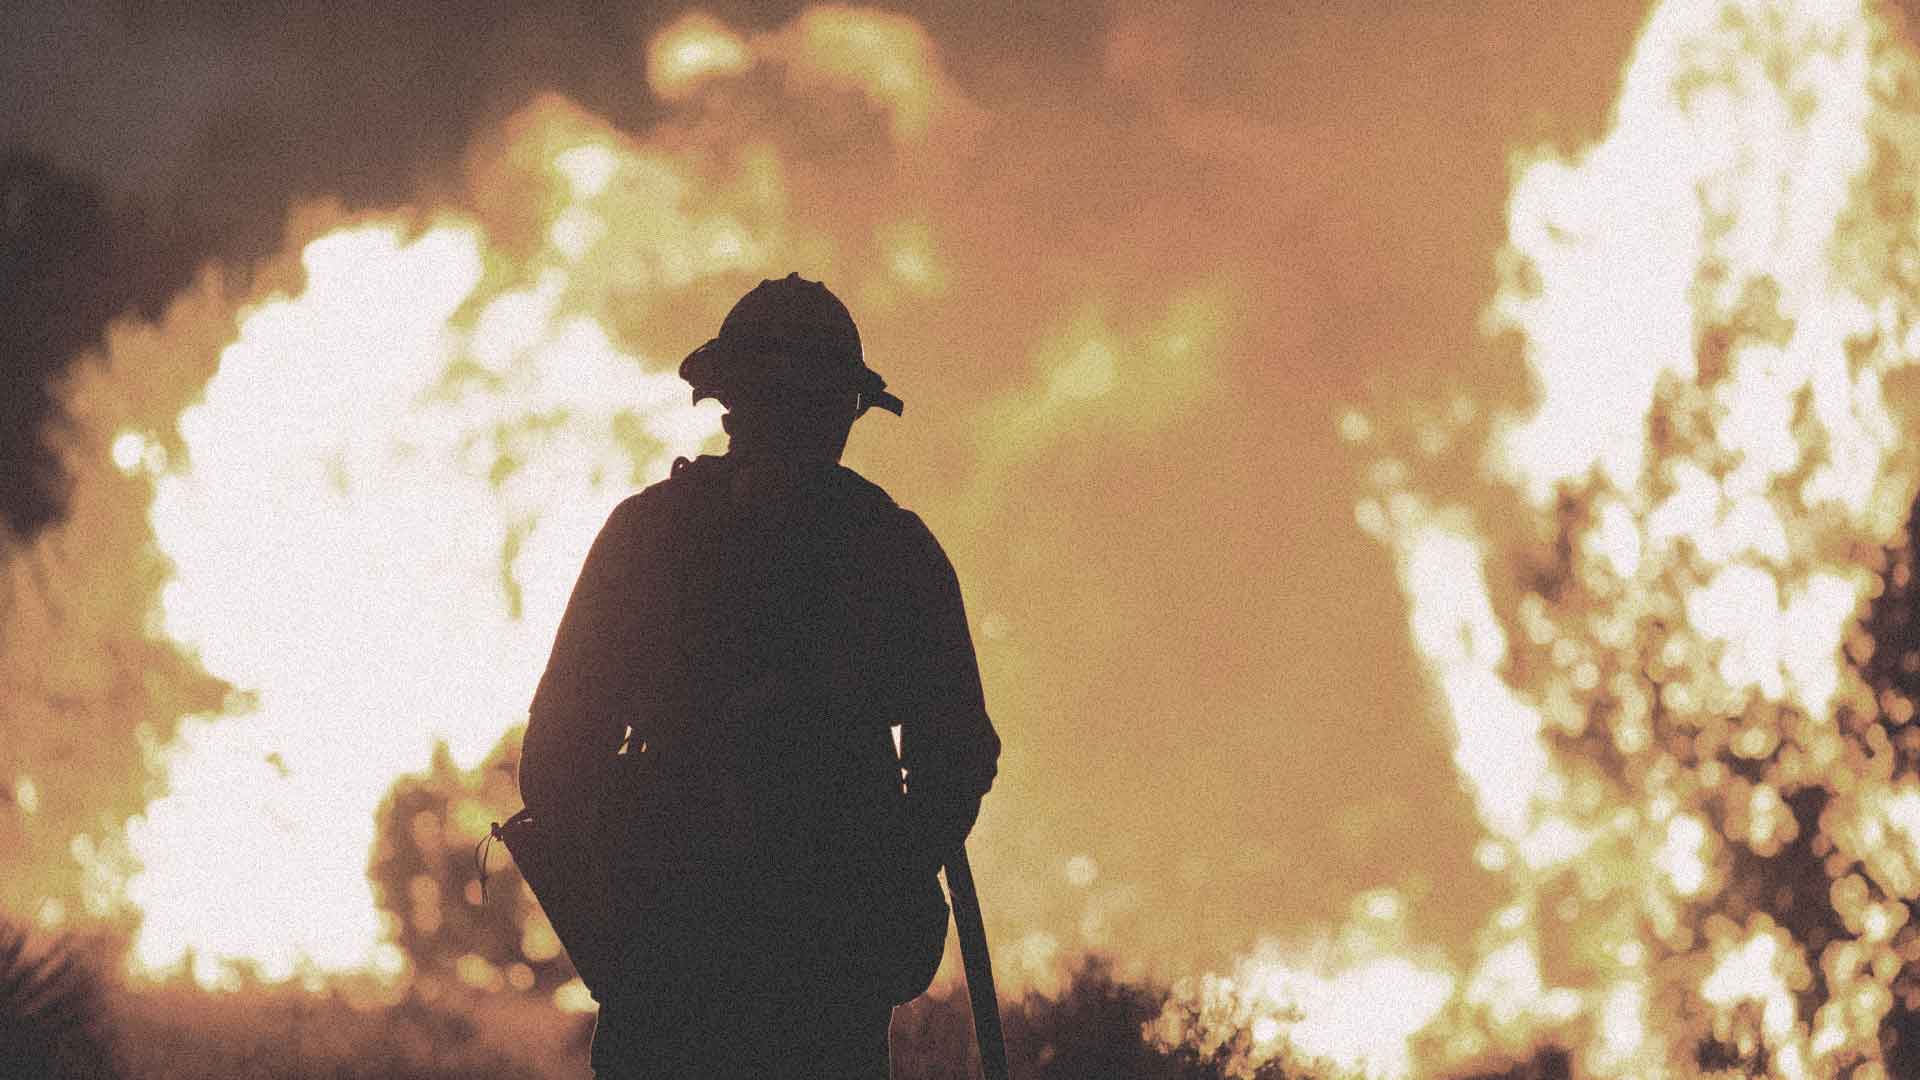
0 1 1138 540
0 0 1635 538
12 0 1920 523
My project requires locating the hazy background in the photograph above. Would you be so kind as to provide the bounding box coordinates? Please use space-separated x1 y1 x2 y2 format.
0 0 1697 988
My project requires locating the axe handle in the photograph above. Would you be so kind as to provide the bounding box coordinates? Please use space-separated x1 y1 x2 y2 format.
945 846 1009 1080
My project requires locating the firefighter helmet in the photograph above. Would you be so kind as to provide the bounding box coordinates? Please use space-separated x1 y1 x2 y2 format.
679 273 904 416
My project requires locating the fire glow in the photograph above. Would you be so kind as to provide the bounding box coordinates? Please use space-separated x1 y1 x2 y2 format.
11 0 1920 1077
117 215 718 986
1163 0 1920 1076
89 5 972 996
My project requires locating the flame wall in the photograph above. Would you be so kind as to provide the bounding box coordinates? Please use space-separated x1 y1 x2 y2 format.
20 1 1920 1077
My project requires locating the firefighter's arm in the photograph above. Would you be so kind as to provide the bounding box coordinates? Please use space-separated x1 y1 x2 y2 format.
520 492 664 818
893 514 1001 867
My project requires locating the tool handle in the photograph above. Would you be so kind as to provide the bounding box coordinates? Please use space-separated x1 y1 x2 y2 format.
945 846 1009 1080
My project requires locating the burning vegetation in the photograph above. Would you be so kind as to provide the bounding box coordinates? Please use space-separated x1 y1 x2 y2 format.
13 0 1920 1076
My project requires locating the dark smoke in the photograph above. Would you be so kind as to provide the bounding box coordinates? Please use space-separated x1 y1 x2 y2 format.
1 152 123 540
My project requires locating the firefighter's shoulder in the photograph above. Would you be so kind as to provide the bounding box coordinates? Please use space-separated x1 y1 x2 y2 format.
830 466 955 573
832 465 953 548
826 463 898 513
621 453 730 512
590 455 720 544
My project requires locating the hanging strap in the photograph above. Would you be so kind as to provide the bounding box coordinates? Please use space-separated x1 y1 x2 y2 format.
475 825 498 902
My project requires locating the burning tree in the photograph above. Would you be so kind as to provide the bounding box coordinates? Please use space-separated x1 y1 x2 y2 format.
371 737 581 999
0 917 119 1079
1334 1 1920 1076
1156 1 1920 1076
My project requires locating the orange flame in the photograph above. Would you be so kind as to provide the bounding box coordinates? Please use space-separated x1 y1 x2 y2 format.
118 204 720 986
14 1 1920 1076
1162 0 1920 1076
87 5 982 998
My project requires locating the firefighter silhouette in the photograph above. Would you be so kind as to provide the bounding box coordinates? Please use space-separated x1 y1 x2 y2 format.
519 274 1000 1078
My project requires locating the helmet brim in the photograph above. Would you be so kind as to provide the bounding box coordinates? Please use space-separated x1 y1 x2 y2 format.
679 339 903 416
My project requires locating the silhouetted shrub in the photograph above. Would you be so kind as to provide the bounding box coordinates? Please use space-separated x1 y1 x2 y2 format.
7 923 1589 1080
0 915 120 1078
893 955 1309 1080
370 739 579 994
108 979 579 1080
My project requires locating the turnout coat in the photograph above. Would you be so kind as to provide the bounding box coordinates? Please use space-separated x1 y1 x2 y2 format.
518 453 999 1066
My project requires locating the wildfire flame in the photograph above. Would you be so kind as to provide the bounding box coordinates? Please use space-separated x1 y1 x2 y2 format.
1158 0 1920 1076
12 0 1920 1076
71 5 984 999
115 215 716 985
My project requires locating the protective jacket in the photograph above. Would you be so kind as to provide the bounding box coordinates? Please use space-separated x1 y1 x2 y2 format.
519 452 999 1073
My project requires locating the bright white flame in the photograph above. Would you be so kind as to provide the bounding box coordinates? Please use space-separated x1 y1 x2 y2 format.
1162 942 1454 1080
1155 897 1454 1079
1398 522 1552 840
1653 812 1709 897
120 217 718 985
1340 0 1920 1074
554 145 619 200
110 431 146 473
1701 922 1800 1040
647 14 752 100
